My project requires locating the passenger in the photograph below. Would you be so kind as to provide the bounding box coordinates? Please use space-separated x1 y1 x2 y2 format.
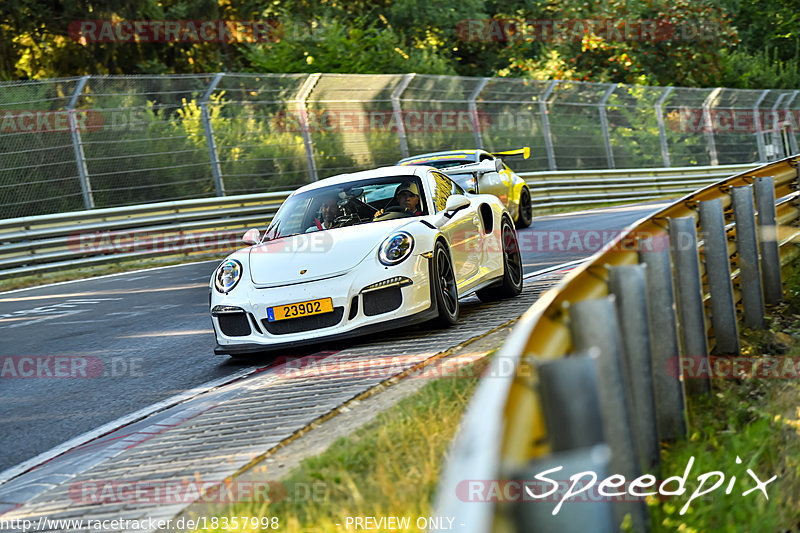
374 182 422 218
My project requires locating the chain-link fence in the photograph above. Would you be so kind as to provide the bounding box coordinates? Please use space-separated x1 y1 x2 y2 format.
1 73 798 219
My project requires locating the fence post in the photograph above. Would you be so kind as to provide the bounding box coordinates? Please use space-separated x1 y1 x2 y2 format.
655 87 674 167
599 84 616 169
539 81 558 170
754 89 770 162
698 198 740 354
769 94 787 160
569 298 648 533
392 73 415 159
639 247 686 441
295 73 321 182
702 88 721 166
68 75 94 210
200 73 226 196
785 91 800 155
468 77 490 150
753 176 782 304
732 185 765 328
668 216 710 396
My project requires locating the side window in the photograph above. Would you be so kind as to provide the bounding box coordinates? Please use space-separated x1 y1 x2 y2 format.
430 171 464 211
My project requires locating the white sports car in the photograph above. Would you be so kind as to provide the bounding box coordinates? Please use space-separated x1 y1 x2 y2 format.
210 162 523 355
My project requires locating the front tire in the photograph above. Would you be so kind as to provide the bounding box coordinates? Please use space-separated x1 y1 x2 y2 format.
516 187 533 229
476 219 523 302
431 241 459 327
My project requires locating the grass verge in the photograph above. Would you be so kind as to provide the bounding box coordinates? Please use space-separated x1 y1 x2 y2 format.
651 259 800 532
187 354 493 533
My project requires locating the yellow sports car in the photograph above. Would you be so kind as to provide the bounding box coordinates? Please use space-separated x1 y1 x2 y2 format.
398 148 533 228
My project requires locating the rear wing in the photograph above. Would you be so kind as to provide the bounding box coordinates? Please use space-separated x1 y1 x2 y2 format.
439 158 502 176
490 147 530 159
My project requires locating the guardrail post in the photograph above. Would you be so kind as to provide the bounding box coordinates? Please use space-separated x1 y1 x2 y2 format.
295 73 321 182
599 84 616 169
698 198 740 354
754 176 782 304
609 265 660 474
392 73 415 159
536 350 604 451
668 217 710 396
468 77 490 150
539 81 558 170
68 75 94 210
655 87 674 167
754 89 770 162
569 298 648 533
639 247 687 440
732 185 765 328
509 445 615 533
702 88 721 166
200 73 226 196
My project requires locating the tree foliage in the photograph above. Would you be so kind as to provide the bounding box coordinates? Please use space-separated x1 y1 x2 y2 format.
0 0 797 89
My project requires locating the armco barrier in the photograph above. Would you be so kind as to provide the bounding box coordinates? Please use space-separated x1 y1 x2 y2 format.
435 155 800 532
0 192 288 279
0 164 757 280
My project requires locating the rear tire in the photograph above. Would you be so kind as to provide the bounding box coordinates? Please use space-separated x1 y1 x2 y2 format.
476 219 523 302
516 187 533 229
431 241 459 327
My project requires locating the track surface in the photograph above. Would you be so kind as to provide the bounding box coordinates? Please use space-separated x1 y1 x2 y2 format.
0 201 669 472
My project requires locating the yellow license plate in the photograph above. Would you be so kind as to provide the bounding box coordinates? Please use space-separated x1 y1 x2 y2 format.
267 298 334 322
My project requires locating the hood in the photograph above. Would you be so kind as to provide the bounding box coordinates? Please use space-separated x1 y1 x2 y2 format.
248 219 416 287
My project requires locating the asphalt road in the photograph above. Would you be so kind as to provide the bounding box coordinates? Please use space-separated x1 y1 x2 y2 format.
0 200 669 473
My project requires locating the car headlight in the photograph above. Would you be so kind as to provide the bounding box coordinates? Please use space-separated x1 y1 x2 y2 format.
214 259 242 293
379 232 414 266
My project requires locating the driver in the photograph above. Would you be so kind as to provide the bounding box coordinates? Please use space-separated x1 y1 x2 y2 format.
374 182 422 218
308 195 340 231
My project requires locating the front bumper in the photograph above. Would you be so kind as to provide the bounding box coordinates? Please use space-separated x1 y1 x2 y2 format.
211 254 436 355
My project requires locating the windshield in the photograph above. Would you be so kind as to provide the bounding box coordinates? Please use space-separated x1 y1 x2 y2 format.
263 176 428 241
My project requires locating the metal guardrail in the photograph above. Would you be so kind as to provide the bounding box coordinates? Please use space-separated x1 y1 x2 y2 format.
435 155 800 532
523 163 756 208
0 192 289 279
0 164 760 281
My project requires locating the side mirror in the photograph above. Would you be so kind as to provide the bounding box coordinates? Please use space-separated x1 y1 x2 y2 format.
242 228 261 245
475 158 503 174
444 194 471 215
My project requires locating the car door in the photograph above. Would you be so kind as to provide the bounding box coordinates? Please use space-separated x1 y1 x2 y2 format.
429 171 482 286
